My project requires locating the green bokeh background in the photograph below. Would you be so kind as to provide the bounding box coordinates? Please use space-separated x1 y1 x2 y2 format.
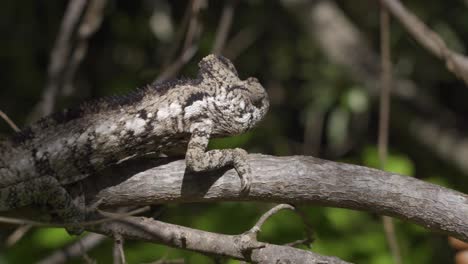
0 1 466 263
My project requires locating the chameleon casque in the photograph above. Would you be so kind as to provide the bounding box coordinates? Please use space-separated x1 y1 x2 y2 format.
0 54 269 232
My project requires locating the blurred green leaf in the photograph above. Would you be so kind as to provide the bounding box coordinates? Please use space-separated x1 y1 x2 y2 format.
362 146 415 176
343 87 369 114
32 228 76 249
324 208 367 232
327 107 349 148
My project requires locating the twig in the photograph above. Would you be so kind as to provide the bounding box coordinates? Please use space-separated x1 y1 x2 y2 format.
0 206 150 229
162 1 192 67
113 233 126 264
0 110 20 132
62 0 108 96
378 4 403 264
380 0 468 86
29 0 89 122
294 1 468 175
89 213 351 263
284 238 312 248
212 0 238 55
247 204 295 235
223 27 259 60
153 45 198 84
290 206 315 248
37 233 105 264
77 240 95 264
153 0 205 84
6 224 31 247
182 0 204 53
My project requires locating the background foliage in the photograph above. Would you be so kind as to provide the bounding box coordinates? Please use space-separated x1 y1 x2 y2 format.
0 0 466 263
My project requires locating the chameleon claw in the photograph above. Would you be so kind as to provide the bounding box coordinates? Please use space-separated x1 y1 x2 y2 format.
240 172 251 194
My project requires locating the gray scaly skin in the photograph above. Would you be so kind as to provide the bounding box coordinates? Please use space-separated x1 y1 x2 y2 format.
0 55 269 232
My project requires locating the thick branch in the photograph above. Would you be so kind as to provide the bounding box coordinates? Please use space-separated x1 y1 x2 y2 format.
82 154 468 242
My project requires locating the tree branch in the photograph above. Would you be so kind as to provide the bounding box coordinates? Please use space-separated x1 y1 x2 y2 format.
29 0 89 121
284 0 468 176
88 212 350 264
76 154 468 242
37 233 106 264
380 0 468 86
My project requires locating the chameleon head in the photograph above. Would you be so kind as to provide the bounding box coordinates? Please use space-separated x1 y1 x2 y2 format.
199 55 269 135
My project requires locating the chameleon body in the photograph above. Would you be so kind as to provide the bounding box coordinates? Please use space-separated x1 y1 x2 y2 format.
0 55 269 231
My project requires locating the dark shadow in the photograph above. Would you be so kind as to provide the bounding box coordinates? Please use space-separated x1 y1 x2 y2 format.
180 166 230 198
72 155 179 203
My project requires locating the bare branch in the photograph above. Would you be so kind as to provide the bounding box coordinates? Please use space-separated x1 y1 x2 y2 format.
248 204 295 235
380 0 468 85
29 0 89 121
113 233 126 264
37 233 106 264
182 0 205 53
153 45 198 84
223 27 259 60
87 213 350 264
378 3 392 169
162 1 191 67
212 0 238 55
378 4 403 264
283 1 468 176
153 0 205 84
62 0 108 96
73 154 468 242
6 225 31 247
0 110 20 132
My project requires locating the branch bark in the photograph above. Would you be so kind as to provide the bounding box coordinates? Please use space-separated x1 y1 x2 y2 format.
283 0 468 176
77 154 468 242
29 0 89 122
380 0 468 86
88 213 350 264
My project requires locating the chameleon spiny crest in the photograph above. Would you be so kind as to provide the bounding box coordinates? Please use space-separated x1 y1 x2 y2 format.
0 54 269 232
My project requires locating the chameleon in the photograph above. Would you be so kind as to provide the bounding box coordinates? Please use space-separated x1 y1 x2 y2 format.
0 54 269 233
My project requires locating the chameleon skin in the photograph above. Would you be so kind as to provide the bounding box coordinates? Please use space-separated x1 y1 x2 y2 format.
0 55 269 231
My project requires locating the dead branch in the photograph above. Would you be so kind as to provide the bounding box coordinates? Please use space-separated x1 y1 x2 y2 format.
212 0 238 55
62 0 108 96
29 0 89 121
89 208 350 264
378 4 403 264
284 0 468 177
37 233 106 264
380 0 468 85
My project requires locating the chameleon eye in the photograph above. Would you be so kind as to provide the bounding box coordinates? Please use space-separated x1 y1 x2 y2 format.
252 98 264 109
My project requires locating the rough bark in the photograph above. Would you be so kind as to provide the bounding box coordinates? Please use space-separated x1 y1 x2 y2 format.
89 215 350 264
81 154 468 242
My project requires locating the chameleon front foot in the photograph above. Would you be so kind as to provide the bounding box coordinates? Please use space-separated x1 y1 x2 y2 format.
186 128 254 193
239 172 251 193
232 148 252 193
